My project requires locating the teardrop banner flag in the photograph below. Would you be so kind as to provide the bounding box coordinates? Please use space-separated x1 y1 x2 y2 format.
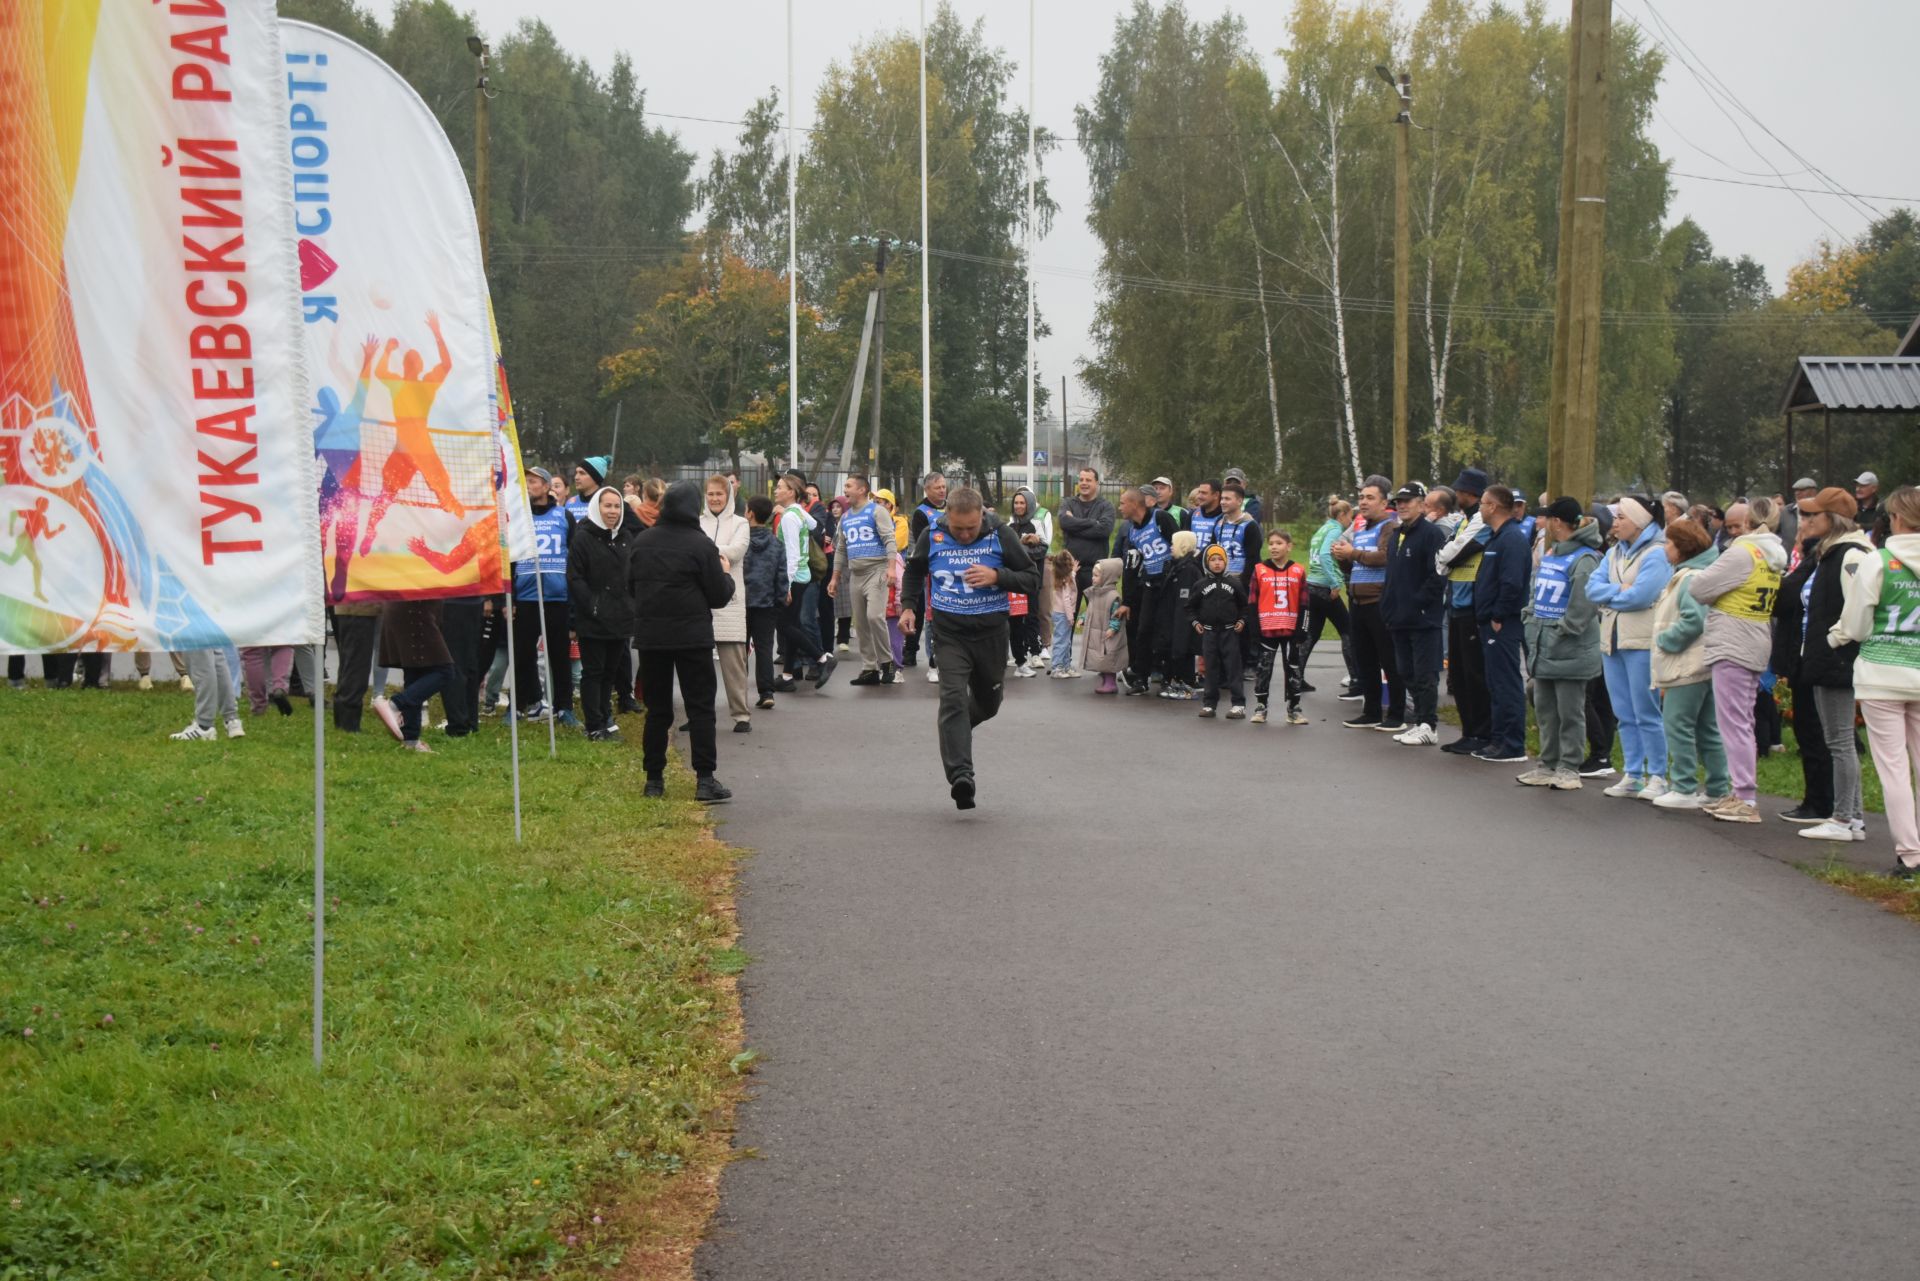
0 0 322 651
280 19 511 601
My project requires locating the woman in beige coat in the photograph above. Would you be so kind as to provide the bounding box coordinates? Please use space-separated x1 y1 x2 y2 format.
700 474 753 732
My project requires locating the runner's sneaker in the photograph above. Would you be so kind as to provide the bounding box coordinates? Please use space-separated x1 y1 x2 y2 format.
1373 719 1407 734
170 722 216 741
1337 690 1364 702
1709 798 1761 824
1602 776 1645 798
1441 737 1487 756
927 667 940 684
756 696 776 710
1123 677 1151 696
1197 705 1217 719
138 675 154 692
1395 723 1437 746
1638 775 1671 802
1473 747 1529 763
1249 704 1268 724
179 675 194 692
1551 768 1583 790
1652 790 1708 810
814 654 838 688
1225 705 1246 720
224 718 246 740
1027 654 1047 670
1776 805 1826 824
1342 714 1381 729
1286 707 1309 726
1516 766 1555 787
1797 820 1857 842
1578 758 1616 778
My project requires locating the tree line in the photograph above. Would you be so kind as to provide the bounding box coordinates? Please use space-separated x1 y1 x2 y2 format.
283 0 1918 510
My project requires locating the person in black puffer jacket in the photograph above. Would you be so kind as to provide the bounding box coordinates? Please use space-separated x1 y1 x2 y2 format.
741 495 791 705
630 480 736 802
568 486 640 740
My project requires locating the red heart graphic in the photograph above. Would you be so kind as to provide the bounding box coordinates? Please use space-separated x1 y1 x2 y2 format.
298 239 338 291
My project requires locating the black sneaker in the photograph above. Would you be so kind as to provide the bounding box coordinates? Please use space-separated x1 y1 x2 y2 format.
848 669 882 687
1893 859 1920 880
1441 737 1487 756
951 776 977 810
814 655 839 689
755 696 776 710
643 776 665 798
1473 747 1529 763
695 775 733 804
1777 805 1828 824
1337 690 1364 702
618 699 641 715
1577 758 1616 778
901 655 918 669
732 721 752 733
1298 681 1317 694
1123 678 1151 696
772 678 798 693
271 692 293 716
880 663 896 684
1373 719 1406 733
1342 714 1381 729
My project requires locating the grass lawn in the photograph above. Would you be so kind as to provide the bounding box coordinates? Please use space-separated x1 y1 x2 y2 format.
1 684 743 1279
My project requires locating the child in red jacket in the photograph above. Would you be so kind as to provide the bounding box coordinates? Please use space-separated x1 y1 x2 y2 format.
1249 529 1311 725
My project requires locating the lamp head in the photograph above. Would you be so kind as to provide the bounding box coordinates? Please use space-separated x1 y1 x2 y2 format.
466 35 487 57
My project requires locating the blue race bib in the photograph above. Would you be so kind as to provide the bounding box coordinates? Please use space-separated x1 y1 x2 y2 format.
1532 552 1575 621
840 501 888 560
1350 521 1386 585
1127 518 1171 575
928 530 1007 616
1213 519 1250 575
1187 509 1221 552
515 505 571 601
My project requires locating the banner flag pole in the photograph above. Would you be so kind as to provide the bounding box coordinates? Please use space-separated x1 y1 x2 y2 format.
503 593 524 841
312 639 327 1067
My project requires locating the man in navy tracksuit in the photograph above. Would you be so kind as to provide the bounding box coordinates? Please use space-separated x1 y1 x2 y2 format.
1473 484 1532 763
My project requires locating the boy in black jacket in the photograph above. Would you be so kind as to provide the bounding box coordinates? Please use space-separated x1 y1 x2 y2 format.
1188 543 1249 719
1382 482 1450 743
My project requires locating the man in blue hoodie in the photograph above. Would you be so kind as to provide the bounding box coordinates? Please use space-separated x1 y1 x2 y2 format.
1473 485 1532 763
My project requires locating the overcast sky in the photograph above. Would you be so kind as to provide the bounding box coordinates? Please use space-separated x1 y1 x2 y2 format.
402 0 1920 423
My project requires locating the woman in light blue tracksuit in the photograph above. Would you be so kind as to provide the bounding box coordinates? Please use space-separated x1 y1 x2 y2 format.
1585 495 1674 797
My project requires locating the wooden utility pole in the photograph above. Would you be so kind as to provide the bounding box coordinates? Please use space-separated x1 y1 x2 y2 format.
1391 72 1412 485
1061 375 1070 498
468 37 490 267
1546 0 1611 503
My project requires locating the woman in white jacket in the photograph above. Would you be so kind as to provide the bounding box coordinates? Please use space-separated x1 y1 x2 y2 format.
1830 485 1920 876
700 474 753 732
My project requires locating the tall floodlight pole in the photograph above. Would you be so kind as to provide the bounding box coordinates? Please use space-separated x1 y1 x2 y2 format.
1374 64 1411 485
918 0 932 477
1024 0 1037 493
787 0 799 469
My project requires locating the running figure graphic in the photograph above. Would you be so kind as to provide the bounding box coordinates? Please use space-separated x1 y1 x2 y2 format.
359 310 466 556
0 496 67 603
316 335 379 600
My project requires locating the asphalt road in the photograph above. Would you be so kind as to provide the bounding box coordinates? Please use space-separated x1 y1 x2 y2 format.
690 648 1920 1280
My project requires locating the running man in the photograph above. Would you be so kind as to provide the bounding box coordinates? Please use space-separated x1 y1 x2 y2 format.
360 311 465 556
899 486 1041 810
0 495 65 602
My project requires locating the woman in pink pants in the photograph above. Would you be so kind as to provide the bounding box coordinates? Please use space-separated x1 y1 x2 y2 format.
238 646 295 716
1831 486 1920 876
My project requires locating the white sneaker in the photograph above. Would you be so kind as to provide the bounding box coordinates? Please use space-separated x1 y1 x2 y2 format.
170 722 216 741
890 669 906 684
1798 820 1855 842
1851 819 1868 841
1007 656 1020 669
1395 724 1438 746
1652 790 1708 810
1603 776 1645 798
1516 766 1555 786
1638 775 1671 801
837 642 852 655
137 675 153 691
1027 654 1047 670
927 667 940 683
179 675 194 692
224 718 246 739
495 693 509 710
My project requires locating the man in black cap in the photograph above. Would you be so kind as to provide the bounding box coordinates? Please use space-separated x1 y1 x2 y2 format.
1382 481 1448 744
1436 466 1491 753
